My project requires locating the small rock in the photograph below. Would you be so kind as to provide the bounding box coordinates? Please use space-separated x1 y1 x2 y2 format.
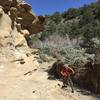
32 90 36 93
20 61 25 64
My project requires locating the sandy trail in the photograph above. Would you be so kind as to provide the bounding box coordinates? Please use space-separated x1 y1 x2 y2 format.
0 55 99 100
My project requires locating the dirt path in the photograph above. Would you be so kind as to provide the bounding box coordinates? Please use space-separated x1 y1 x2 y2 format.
0 55 99 100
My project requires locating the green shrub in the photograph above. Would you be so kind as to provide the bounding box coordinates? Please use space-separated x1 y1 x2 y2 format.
60 48 94 65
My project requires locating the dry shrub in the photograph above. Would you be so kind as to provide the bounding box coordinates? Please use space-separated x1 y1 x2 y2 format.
31 34 73 56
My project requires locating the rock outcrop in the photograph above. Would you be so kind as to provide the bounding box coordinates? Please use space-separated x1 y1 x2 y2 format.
0 0 45 60
0 6 27 60
0 0 45 34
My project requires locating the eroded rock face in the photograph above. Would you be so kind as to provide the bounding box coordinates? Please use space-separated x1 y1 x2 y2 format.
15 3 45 34
0 7 12 43
0 0 45 60
0 0 11 13
0 6 28 59
0 0 45 34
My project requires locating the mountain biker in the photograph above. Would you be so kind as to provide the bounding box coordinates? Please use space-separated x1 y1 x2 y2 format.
57 62 75 93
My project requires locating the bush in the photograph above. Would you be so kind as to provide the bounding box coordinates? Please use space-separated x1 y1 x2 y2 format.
51 12 62 24
41 34 72 55
30 33 94 66
63 8 80 20
60 48 94 65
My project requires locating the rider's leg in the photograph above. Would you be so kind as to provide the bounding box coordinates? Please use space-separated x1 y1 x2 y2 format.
62 76 68 88
68 76 74 93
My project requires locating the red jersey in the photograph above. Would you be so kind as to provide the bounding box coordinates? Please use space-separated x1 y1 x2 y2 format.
60 66 74 77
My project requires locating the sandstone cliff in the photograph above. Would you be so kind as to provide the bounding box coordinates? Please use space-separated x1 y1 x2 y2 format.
0 0 45 34
0 0 45 60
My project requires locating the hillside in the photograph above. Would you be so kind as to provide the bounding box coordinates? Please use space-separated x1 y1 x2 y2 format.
40 2 100 40
28 1 100 95
0 0 99 100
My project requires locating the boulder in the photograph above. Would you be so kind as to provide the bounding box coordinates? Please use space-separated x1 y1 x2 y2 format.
16 3 45 34
9 1 45 34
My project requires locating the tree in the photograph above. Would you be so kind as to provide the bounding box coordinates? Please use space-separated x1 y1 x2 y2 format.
68 21 80 38
82 24 95 39
94 20 100 38
65 8 80 19
79 8 94 25
40 19 56 40
56 22 66 36
95 4 100 20
51 12 62 24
